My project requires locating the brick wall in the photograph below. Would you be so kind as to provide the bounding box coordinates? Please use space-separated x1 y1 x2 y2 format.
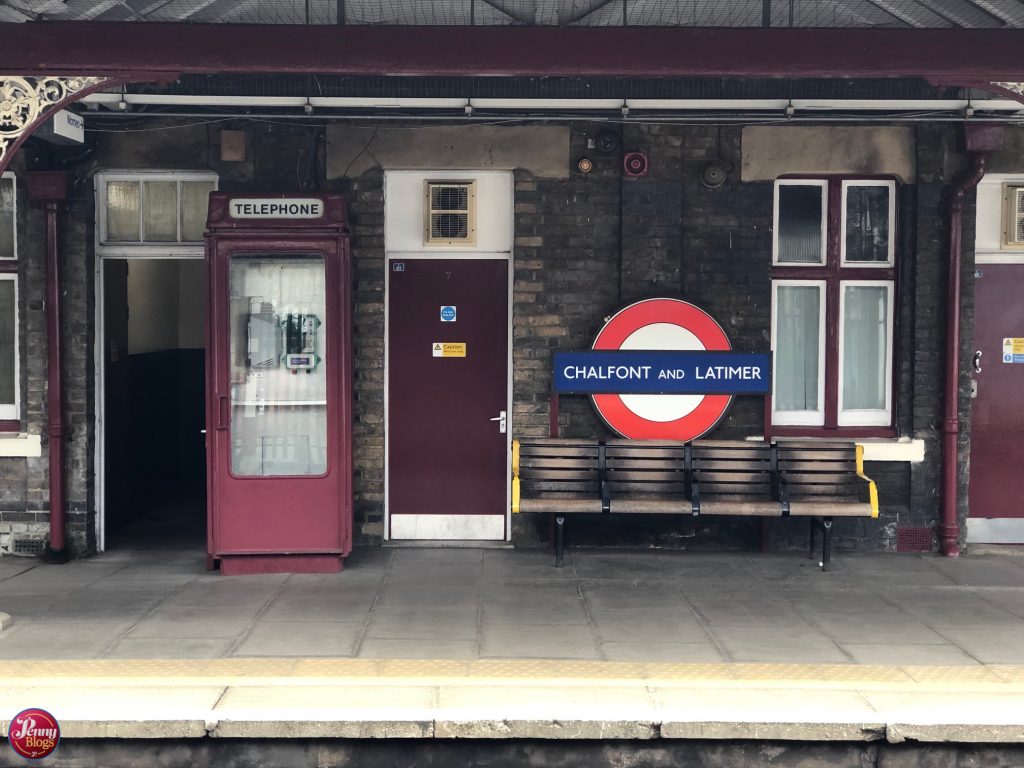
2 117 1002 558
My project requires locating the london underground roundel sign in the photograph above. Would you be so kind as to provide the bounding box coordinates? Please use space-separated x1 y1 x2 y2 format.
591 298 733 440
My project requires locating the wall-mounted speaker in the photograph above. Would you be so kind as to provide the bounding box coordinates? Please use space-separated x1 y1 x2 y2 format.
595 129 621 154
699 161 728 189
623 152 648 177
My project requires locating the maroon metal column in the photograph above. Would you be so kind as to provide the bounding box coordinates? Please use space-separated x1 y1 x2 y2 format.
27 171 70 563
938 126 1003 557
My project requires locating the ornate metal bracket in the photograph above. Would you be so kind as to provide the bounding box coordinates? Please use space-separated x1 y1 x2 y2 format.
0 76 112 174
990 82 1024 103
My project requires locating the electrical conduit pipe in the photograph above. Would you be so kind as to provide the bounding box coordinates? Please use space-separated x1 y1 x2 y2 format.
938 125 1003 557
27 171 70 564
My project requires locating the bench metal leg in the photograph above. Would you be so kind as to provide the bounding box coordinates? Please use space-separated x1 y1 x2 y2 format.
555 515 565 568
809 517 834 572
821 517 833 572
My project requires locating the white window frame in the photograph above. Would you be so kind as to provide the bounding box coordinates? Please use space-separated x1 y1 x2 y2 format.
770 279 826 427
772 179 827 267
0 274 18 422
837 280 894 427
95 170 218 257
1 172 18 422
1003 183 1024 250
840 180 896 267
0 172 15 261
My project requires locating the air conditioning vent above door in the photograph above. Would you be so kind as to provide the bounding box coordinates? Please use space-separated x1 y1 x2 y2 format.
425 181 476 246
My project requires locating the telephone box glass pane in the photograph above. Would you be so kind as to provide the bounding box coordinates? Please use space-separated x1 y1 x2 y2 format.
106 181 140 242
143 181 178 242
229 254 327 477
181 181 215 242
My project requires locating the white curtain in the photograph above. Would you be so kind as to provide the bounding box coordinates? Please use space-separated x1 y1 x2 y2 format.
774 285 820 413
842 285 888 411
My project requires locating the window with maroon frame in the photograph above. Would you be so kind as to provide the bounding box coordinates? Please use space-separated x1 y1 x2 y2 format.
0 172 18 431
770 178 896 436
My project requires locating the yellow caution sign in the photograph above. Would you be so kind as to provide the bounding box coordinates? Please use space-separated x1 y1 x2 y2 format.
432 342 467 358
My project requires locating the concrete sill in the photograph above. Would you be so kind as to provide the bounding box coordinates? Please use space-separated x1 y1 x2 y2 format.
746 436 925 463
0 433 42 458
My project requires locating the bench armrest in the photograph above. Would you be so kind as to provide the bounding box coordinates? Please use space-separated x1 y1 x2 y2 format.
856 444 880 519
511 440 521 513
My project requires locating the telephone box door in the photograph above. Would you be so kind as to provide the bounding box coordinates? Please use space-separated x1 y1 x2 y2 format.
205 194 352 575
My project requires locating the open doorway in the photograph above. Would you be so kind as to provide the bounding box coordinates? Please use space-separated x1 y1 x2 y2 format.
99 258 206 550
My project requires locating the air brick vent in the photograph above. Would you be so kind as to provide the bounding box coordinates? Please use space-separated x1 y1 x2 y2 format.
896 526 934 553
11 537 45 557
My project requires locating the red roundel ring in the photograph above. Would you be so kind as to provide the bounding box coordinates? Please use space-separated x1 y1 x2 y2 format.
591 298 732 440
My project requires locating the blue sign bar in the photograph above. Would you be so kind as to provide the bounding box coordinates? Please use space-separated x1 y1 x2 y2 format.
553 351 771 395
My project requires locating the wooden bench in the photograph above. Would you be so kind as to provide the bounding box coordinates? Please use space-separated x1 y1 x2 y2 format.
511 438 878 570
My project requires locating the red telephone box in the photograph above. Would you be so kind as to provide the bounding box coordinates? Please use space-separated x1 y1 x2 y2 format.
205 193 352 575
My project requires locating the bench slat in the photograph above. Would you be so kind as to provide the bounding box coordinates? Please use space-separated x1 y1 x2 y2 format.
519 468 599 480
778 460 857 473
606 458 687 470
518 498 604 514
605 470 687 482
699 500 782 516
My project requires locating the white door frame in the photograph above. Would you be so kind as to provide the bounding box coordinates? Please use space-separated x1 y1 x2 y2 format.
92 254 204 552
383 170 514 541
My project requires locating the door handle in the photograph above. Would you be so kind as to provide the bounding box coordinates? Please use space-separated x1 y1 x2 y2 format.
489 410 507 434
974 350 983 374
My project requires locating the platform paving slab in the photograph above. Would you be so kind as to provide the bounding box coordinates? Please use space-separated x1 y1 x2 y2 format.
838 642 981 666
479 622 602 660
233 621 364 657
356 638 478 660
599 641 725 662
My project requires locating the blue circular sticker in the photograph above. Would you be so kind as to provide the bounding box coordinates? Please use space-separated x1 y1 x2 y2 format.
440 306 457 322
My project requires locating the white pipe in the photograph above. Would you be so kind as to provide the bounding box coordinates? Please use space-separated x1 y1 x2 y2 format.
80 93 1024 113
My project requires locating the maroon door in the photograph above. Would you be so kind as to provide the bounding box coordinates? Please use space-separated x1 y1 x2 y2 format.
969 263 1024 529
388 259 508 536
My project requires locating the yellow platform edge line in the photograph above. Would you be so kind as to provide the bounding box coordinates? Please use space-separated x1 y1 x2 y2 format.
0 659 1019 687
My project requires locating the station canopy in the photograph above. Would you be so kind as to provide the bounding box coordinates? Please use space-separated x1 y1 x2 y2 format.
4 0 1024 27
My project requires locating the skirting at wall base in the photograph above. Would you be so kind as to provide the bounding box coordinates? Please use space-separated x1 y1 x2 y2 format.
389 514 506 541
966 519 1024 544
218 555 344 576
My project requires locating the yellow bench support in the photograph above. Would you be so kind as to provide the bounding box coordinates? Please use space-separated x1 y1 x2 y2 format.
511 439 521 514
856 444 880 519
